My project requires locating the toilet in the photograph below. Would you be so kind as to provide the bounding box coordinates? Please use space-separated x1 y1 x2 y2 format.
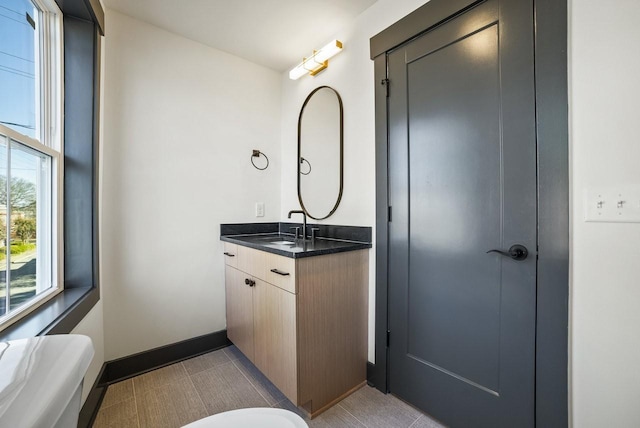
0 333 306 428
182 407 309 428
0 334 94 428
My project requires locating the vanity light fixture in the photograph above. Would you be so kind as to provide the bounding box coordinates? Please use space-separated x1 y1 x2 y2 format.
289 40 343 80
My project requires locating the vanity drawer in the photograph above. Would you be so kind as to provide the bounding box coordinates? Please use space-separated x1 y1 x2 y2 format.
236 245 297 294
223 243 238 268
263 251 296 294
237 245 262 276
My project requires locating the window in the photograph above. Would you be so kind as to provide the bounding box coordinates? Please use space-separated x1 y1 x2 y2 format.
0 0 62 328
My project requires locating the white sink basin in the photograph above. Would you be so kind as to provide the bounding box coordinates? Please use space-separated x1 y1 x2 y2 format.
270 241 296 246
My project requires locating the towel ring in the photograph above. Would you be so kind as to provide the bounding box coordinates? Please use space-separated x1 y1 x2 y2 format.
251 150 269 170
300 157 311 175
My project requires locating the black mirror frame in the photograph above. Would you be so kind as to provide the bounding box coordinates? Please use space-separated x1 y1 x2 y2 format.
297 86 344 220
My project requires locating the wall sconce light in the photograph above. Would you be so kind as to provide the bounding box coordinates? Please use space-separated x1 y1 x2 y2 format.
289 40 343 80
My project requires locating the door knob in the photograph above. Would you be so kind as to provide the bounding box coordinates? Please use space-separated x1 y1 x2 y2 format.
486 244 528 261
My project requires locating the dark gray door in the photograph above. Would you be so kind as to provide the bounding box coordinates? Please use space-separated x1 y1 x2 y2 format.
387 1 537 427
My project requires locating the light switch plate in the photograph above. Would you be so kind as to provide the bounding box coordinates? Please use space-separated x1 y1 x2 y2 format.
584 186 640 223
255 202 265 217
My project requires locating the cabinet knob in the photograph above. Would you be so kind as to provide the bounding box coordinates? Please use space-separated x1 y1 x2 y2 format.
244 278 255 287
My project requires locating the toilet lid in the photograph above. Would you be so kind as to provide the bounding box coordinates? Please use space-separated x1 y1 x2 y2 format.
182 408 308 428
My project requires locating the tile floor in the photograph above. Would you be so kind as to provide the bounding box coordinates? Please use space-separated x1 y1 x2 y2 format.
92 345 445 428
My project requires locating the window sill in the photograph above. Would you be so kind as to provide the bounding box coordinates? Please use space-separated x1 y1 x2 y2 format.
0 286 99 342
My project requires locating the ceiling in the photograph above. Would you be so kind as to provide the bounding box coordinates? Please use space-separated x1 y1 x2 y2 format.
102 0 378 72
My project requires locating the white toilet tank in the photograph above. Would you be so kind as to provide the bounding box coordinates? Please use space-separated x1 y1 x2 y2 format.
0 334 94 428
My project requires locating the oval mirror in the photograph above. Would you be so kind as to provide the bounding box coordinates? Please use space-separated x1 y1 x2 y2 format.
297 86 343 220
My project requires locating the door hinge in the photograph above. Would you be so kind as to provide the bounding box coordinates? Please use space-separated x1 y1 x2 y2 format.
381 78 390 97
388 206 392 222
386 330 391 347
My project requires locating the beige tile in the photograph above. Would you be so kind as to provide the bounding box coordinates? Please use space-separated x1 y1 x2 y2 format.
409 414 448 428
231 352 286 405
132 363 187 394
101 379 134 408
93 397 138 428
309 405 367 428
190 361 269 415
136 377 207 428
276 398 366 428
339 385 422 428
182 349 230 376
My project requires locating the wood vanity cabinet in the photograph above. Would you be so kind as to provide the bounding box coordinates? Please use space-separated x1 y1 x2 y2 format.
222 241 368 418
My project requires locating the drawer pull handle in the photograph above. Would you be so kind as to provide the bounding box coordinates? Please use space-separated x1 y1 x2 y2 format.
270 269 290 276
224 252 235 257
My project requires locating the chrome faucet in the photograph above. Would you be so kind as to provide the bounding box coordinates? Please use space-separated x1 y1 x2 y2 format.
287 210 307 240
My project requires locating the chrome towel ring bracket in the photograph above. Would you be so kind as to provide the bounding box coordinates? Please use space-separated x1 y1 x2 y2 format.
251 149 269 170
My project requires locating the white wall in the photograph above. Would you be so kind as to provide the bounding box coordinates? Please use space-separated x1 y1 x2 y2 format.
569 0 640 426
101 10 282 360
279 0 429 362
71 301 105 404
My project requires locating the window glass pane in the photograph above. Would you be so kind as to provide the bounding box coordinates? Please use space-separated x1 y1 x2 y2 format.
10 140 51 313
0 0 39 138
0 0 59 326
0 136 52 319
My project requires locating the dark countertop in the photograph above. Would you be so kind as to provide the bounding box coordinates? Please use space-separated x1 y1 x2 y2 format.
220 223 372 259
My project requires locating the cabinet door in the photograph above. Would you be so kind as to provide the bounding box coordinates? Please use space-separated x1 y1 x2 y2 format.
225 266 254 361
253 278 298 404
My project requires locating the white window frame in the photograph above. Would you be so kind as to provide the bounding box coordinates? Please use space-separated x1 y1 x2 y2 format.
0 0 63 331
